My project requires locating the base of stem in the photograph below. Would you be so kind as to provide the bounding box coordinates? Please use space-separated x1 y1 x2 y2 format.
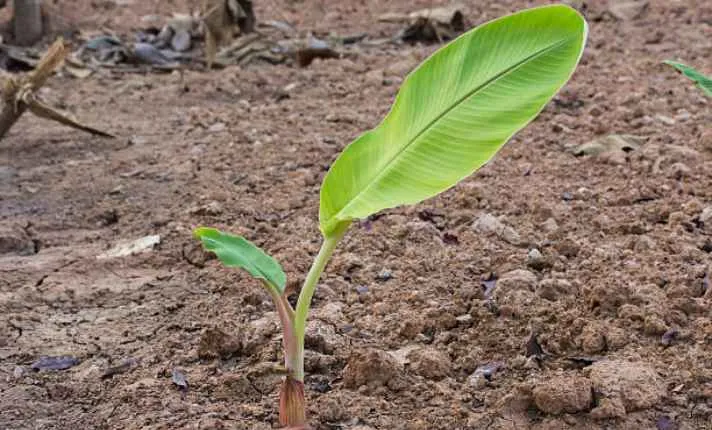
279 375 307 428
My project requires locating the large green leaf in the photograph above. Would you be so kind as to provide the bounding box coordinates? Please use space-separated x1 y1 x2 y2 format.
319 5 587 237
664 61 712 97
194 227 287 293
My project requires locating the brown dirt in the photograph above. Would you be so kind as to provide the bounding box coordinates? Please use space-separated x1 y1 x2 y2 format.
1 0 712 429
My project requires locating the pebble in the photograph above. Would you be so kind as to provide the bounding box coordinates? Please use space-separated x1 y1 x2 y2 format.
473 213 521 245
541 218 559 233
170 29 192 52
699 207 712 232
527 248 552 271
608 1 649 21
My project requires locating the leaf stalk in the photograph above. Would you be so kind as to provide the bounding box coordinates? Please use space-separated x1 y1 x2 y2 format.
292 221 350 380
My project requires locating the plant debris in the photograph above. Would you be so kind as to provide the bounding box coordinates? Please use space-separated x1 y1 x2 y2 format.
0 39 114 140
656 415 677 430
481 273 497 299
97 235 161 259
31 356 80 371
525 331 545 359
661 328 679 347
201 0 256 68
381 4 467 43
295 35 341 68
101 358 140 379
171 368 189 391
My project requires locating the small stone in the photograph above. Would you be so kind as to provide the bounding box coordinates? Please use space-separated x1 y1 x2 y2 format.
13 366 24 378
456 314 472 324
655 114 675 126
473 213 521 245
699 207 712 232
170 29 192 52
527 248 552 271
608 1 649 20
542 218 559 233
208 122 227 133
532 375 593 414
407 347 452 380
376 269 393 281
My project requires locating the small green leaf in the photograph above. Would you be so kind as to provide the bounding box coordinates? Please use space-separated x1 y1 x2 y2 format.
664 61 712 97
319 5 587 237
194 227 287 293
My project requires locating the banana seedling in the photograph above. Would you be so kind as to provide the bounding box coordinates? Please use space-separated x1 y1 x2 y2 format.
195 5 588 428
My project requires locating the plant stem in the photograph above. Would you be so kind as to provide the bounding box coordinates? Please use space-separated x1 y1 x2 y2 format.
292 221 350 380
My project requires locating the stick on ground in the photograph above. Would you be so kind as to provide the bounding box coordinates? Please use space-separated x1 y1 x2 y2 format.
0 38 115 140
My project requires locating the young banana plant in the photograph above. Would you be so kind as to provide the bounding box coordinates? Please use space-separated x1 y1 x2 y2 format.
195 5 588 428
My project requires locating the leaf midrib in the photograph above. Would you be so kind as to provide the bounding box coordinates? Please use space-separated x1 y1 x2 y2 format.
329 35 575 226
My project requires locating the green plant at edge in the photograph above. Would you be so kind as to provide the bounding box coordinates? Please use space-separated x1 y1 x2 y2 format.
664 60 712 97
194 5 587 428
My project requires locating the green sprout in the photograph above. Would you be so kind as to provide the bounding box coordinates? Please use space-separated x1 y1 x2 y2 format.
664 61 712 97
194 5 587 428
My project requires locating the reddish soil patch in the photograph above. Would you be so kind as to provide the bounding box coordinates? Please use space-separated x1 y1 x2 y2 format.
1 0 711 429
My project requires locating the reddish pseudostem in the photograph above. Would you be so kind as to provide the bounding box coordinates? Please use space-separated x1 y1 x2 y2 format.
268 286 306 428
279 375 306 428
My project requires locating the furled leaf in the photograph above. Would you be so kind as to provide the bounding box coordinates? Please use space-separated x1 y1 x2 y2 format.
194 227 286 293
664 61 712 97
319 5 587 237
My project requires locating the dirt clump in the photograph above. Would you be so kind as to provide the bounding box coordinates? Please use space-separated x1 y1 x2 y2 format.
198 327 243 360
587 360 665 413
532 374 594 414
343 348 403 390
406 347 451 380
